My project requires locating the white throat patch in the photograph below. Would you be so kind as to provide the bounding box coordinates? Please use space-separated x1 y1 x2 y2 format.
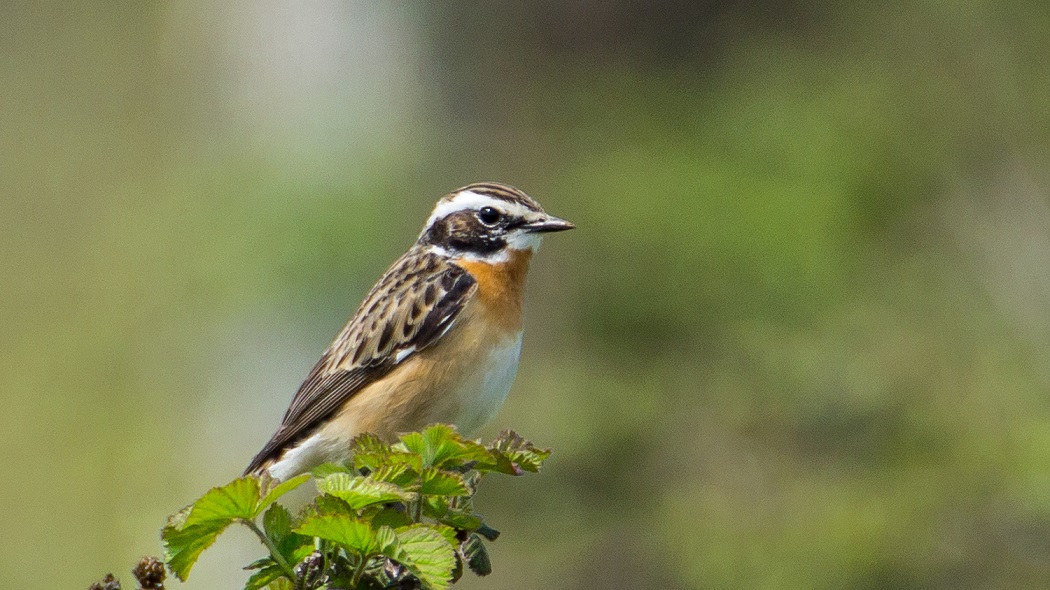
505 230 543 253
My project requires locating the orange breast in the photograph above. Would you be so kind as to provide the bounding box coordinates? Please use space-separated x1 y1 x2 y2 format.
454 249 533 331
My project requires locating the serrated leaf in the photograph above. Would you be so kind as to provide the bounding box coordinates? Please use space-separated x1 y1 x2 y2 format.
460 533 492 577
475 523 500 541
164 478 267 581
399 424 457 457
259 473 311 512
244 557 273 571
263 504 294 541
479 451 523 476
311 493 354 517
317 473 416 509
263 504 312 564
179 474 308 532
400 424 490 469
311 462 354 478
438 509 483 531
430 523 459 548
351 432 413 472
351 432 392 455
368 463 416 487
296 514 397 557
291 544 317 564
419 468 469 496
354 450 424 473
388 525 456 590
184 477 262 525
263 578 294 590
372 506 413 530
374 525 399 553
166 504 192 530
244 563 286 590
485 430 551 474
164 474 309 581
162 519 232 581
455 439 494 464
419 496 482 531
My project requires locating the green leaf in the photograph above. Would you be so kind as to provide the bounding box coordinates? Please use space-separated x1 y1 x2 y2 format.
184 477 262 525
352 433 425 473
419 468 469 496
244 564 286 590
430 523 459 548
290 544 318 564
310 462 354 478
166 504 192 530
162 518 232 581
374 525 399 554
460 533 492 577
161 429 550 586
263 503 294 541
163 474 309 581
317 473 416 510
311 493 354 516
351 432 392 455
419 496 482 531
479 451 522 476
389 525 456 590
371 506 413 530
475 523 500 541
263 504 312 565
259 473 311 512
180 474 308 531
164 478 265 581
368 463 416 487
484 430 551 474
244 557 273 571
354 449 423 473
296 514 397 558
263 578 294 590
436 508 483 531
399 424 490 469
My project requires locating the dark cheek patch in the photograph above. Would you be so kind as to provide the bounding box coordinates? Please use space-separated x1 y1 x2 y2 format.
422 218 451 245
425 213 506 255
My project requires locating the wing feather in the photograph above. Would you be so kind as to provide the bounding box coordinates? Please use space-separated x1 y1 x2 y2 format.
244 249 477 474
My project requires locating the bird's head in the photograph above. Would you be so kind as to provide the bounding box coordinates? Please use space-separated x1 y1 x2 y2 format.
419 182 574 262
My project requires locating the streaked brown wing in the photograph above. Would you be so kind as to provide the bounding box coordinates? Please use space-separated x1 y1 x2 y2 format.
244 249 477 474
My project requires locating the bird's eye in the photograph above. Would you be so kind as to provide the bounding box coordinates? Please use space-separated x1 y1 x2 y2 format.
477 206 501 226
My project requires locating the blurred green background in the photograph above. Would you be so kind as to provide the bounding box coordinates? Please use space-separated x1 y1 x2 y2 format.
3 1 1050 588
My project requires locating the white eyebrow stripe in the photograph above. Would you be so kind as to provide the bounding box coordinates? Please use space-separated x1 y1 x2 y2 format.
424 190 535 227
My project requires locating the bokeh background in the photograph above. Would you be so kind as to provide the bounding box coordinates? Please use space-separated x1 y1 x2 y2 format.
3 1 1050 588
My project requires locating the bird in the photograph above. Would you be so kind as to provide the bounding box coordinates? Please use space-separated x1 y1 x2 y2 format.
245 182 574 480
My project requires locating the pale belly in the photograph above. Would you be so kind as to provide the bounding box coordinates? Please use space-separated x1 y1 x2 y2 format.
445 331 522 434
268 314 524 480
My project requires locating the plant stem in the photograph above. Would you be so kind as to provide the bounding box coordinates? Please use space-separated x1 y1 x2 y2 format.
414 494 424 522
349 554 369 587
240 518 296 580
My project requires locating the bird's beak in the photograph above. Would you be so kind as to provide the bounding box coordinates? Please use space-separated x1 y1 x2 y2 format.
521 215 576 233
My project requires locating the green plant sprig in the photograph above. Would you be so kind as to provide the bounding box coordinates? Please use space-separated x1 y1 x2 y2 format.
162 426 550 590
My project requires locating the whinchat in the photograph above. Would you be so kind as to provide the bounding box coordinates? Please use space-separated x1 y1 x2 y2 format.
245 182 574 480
